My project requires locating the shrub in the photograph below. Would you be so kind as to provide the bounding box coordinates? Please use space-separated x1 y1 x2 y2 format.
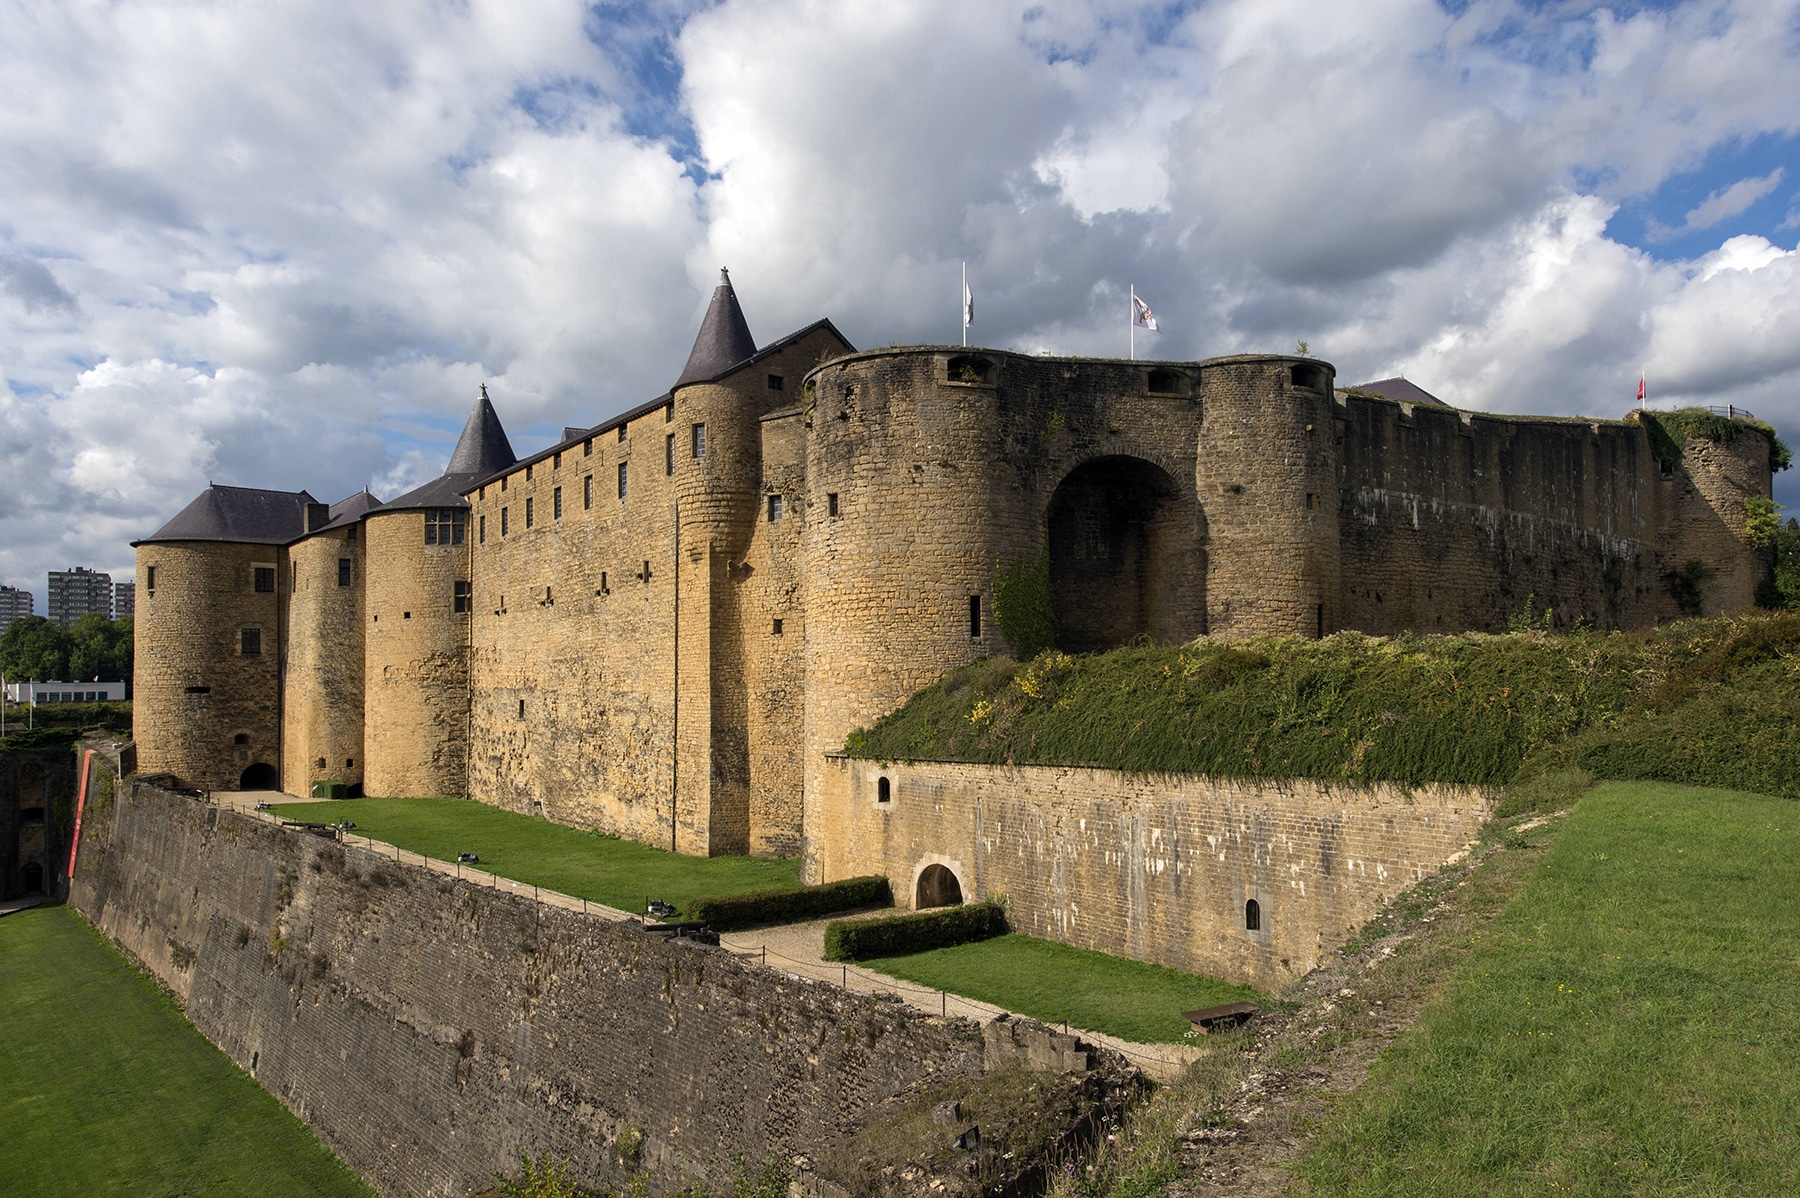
682 875 890 931
824 902 1008 961
993 549 1057 659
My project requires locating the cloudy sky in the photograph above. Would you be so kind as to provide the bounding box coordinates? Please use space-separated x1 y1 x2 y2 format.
2 0 1798 602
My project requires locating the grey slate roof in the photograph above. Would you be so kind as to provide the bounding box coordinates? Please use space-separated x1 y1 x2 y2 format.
385 388 519 512
315 489 383 534
673 268 757 389
134 484 319 546
1349 377 1451 407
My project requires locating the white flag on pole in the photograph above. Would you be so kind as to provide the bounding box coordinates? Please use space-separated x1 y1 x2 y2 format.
962 274 974 329
1132 293 1159 332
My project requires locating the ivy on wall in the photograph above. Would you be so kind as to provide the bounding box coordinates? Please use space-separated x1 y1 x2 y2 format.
992 549 1057 659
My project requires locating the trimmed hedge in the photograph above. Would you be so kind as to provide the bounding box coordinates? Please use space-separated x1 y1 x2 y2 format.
682 875 891 932
823 902 1009 961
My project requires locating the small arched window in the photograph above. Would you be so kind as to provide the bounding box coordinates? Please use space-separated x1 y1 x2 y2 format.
877 776 892 804
1245 899 1262 932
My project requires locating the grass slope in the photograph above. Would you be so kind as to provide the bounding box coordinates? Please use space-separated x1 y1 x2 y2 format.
847 613 1800 793
277 797 798 913
0 904 373 1197
1293 781 1800 1196
859 933 1260 1044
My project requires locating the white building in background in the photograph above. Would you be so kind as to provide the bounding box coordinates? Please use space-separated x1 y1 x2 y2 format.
2 680 128 704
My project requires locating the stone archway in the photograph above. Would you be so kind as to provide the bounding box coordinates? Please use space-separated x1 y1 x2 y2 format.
239 762 279 790
1046 455 1203 652
916 864 964 908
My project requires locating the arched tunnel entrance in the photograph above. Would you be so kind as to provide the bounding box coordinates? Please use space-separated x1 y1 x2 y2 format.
1047 456 1203 652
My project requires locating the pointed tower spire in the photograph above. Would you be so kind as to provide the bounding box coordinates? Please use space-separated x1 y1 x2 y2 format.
445 383 518 477
674 267 757 388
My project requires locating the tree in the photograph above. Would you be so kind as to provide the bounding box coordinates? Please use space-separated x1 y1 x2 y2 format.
0 616 70 682
67 612 133 686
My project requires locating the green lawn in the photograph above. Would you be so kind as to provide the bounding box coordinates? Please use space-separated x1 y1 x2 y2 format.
0 904 373 1197
859 932 1260 1044
1295 781 1800 1196
278 797 799 914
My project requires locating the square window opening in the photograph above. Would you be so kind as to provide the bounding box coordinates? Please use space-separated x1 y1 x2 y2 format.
240 628 262 656
253 567 275 593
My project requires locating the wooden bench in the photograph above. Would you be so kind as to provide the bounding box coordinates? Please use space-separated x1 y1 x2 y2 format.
1181 1001 1259 1033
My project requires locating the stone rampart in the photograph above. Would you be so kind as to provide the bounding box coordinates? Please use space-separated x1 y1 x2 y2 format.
813 757 1493 991
68 779 992 1198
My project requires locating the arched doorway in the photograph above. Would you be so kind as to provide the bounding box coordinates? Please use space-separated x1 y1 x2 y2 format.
239 762 279 790
916 864 963 908
1046 456 1203 652
20 862 44 894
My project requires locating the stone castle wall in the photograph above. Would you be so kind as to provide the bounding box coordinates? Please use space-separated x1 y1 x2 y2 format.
362 509 470 799
813 757 1493 990
466 327 848 854
133 541 285 790
68 778 990 1198
283 527 365 796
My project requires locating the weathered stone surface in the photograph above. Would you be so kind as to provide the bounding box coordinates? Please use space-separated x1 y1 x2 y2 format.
815 756 1493 990
69 780 991 1197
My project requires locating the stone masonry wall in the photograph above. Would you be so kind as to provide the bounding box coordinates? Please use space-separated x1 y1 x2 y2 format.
134 541 286 790
363 510 470 799
69 780 988 1198
814 757 1493 991
283 527 366 797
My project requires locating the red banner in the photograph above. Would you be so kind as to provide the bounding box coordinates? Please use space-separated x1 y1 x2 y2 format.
68 749 95 880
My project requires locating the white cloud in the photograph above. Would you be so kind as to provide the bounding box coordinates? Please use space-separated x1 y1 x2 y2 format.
5 0 1800 592
1648 168 1786 241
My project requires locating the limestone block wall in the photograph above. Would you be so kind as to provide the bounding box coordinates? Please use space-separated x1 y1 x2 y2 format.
68 780 987 1198
815 757 1492 991
282 528 365 797
1196 357 1341 638
363 511 469 798
133 542 286 789
466 327 847 857
1666 430 1774 615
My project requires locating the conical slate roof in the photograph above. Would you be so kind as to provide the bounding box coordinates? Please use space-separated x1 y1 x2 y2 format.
674 268 757 388
385 386 519 510
446 384 518 475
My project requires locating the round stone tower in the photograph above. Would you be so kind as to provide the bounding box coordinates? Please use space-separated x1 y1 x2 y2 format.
281 490 380 797
1657 413 1780 617
131 485 316 790
362 389 516 799
1193 355 1342 638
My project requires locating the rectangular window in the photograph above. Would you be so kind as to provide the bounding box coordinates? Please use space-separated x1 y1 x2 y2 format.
767 494 783 522
241 628 262 656
583 437 592 457
664 402 673 422
146 565 156 593
583 475 593 510
338 559 352 587
666 432 675 476
1305 492 1316 511
553 451 561 470
618 424 627 443
501 476 507 491
772 617 783 635
554 487 563 519
827 493 839 517
479 513 486 543
525 496 534 528
692 423 707 459
969 594 982 639
346 525 357 541
618 462 628 501
479 485 486 501
501 507 509 536
454 581 471 613
425 508 465 545
767 374 783 391
526 464 533 481
253 567 275 593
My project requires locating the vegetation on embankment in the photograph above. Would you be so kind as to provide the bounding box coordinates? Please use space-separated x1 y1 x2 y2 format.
1292 781 1800 1196
845 613 1800 797
0 904 374 1197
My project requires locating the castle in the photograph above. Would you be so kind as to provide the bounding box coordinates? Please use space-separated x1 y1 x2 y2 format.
132 271 1777 885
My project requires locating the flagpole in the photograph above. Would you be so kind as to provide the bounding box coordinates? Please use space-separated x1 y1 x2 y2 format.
962 262 968 348
1129 285 1135 361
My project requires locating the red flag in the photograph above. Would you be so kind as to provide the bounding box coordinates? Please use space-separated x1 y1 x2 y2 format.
1637 375 1646 403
